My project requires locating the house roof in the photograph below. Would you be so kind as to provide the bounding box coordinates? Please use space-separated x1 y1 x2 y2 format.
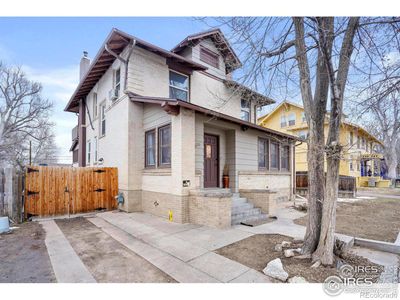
171 28 242 73
128 93 301 142
258 100 304 125
258 100 383 145
224 80 275 105
64 28 207 113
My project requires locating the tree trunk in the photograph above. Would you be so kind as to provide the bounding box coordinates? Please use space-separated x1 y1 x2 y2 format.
302 121 325 254
312 145 340 265
385 145 398 184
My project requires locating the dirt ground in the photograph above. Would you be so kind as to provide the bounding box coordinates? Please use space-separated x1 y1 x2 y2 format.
294 198 400 242
0 221 56 283
215 234 383 283
56 217 176 283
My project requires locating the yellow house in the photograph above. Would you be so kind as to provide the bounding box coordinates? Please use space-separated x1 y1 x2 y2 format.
258 101 390 188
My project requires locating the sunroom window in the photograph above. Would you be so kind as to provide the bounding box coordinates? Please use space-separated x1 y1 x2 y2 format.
169 71 189 101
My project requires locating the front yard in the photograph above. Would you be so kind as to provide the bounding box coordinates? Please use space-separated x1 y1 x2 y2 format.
294 198 400 242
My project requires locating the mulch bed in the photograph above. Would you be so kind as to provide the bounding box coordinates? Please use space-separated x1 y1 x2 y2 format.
215 234 383 283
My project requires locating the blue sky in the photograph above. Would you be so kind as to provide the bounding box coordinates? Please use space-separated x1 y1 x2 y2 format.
0 17 209 163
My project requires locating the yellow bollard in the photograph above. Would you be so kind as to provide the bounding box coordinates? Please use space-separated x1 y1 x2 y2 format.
168 210 173 222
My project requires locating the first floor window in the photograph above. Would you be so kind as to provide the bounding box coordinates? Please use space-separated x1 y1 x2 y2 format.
87 140 91 165
281 145 290 171
258 138 269 169
158 125 171 166
240 99 250 122
270 142 280 169
169 71 189 101
100 102 106 137
145 130 156 167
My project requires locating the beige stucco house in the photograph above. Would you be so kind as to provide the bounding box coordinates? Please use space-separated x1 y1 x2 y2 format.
66 28 298 228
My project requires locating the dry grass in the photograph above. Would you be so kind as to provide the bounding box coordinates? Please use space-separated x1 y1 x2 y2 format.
294 198 400 242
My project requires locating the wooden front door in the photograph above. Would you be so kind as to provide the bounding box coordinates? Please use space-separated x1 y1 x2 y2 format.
204 134 219 188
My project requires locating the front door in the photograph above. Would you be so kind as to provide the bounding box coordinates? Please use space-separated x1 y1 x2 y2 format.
204 134 219 188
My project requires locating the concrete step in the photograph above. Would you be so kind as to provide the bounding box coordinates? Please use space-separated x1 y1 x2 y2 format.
232 208 262 219
231 193 240 198
231 198 247 205
231 203 254 213
232 213 268 225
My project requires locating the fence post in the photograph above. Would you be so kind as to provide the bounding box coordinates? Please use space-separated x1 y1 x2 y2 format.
4 167 23 223
0 168 4 216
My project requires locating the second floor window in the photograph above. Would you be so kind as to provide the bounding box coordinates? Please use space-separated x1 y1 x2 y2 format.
357 135 360 148
240 99 250 122
169 71 189 101
100 102 106 137
349 132 353 145
288 113 296 126
298 130 308 140
115 68 121 97
301 112 306 123
280 115 287 128
93 93 98 119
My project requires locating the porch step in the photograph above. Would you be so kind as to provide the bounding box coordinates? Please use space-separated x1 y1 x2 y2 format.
231 198 248 205
232 208 262 220
232 213 269 226
231 202 254 213
231 192 269 225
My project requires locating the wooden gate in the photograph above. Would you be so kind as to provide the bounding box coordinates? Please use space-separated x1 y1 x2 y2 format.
24 166 118 218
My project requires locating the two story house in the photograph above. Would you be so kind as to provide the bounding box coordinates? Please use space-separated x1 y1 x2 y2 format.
66 28 298 228
258 100 390 188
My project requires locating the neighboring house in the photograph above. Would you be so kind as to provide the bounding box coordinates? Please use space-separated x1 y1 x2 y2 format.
65 28 299 228
258 101 390 188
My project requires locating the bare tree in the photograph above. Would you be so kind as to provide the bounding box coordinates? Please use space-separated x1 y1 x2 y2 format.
0 62 56 169
200 16 400 265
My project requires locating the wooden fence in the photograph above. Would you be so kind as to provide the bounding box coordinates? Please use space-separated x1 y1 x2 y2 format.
296 171 356 198
24 166 118 218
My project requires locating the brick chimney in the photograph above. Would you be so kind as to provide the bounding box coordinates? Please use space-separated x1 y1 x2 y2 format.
80 51 90 80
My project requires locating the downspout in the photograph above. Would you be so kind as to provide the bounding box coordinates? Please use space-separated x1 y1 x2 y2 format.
104 39 136 93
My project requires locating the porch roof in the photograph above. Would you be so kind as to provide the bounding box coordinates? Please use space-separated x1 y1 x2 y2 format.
128 93 303 142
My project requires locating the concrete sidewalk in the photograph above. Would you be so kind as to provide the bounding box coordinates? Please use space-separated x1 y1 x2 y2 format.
40 220 96 283
89 211 271 283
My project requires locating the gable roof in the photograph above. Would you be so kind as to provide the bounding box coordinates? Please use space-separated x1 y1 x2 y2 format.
258 100 383 145
64 28 207 113
258 100 303 125
171 28 242 73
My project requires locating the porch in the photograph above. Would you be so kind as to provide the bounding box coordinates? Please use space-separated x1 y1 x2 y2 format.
357 153 391 188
